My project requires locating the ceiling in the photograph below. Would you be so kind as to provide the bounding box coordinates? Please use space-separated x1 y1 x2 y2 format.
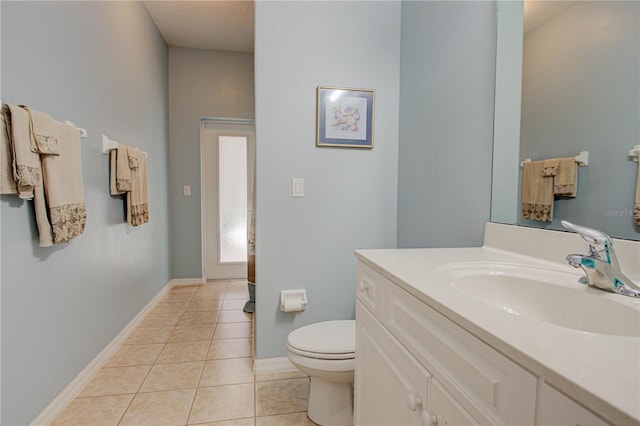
524 0 578 34
142 0 254 53
143 0 575 53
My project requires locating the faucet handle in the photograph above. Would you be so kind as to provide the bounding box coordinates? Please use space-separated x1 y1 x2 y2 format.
561 220 613 247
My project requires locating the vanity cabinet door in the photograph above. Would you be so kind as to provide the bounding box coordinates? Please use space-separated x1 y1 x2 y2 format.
536 383 609 426
355 301 430 426
429 379 479 426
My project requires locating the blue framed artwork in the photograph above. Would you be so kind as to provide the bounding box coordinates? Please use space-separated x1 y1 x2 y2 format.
316 86 375 148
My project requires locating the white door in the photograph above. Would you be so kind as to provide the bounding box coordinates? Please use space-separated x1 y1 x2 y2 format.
202 121 255 280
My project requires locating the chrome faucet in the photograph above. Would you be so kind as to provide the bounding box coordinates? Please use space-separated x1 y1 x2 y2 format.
562 221 640 298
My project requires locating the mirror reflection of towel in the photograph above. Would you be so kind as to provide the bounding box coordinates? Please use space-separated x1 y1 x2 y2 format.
542 158 559 177
554 157 578 197
634 160 639 225
522 161 554 222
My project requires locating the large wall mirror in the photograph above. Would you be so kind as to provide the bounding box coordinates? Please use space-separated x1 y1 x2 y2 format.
492 0 640 241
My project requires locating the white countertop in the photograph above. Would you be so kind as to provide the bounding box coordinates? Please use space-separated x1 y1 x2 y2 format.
355 229 640 425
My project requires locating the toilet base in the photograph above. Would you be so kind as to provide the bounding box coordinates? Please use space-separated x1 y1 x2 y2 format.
307 376 353 426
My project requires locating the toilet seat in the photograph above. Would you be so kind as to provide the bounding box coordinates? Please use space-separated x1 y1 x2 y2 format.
286 320 355 360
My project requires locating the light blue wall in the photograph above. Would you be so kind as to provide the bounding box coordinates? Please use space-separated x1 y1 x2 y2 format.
397 1 497 248
517 1 640 240
254 1 400 358
169 47 254 278
0 2 170 424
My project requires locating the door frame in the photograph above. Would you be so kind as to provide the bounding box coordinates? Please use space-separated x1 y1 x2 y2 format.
200 117 255 281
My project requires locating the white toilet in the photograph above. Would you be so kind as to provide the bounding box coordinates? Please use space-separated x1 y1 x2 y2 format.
286 320 355 426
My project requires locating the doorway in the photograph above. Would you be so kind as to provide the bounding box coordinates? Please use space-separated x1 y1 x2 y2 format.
201 120 255 280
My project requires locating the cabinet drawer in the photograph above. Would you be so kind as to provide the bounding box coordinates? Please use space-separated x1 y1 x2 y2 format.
356 262 384 319
386 282 537 425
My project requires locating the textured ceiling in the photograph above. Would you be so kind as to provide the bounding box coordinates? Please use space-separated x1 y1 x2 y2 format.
143 0 254 53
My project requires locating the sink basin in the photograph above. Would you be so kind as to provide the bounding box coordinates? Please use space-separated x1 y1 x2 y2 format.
436 262 640 337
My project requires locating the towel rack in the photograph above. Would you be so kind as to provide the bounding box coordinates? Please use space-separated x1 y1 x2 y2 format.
629 145 640 162
64 121 87 139
520 151 589 167
102 134 119 154
101 134 147 157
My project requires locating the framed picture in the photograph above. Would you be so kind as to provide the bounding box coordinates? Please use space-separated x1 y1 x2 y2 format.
316 86 375 148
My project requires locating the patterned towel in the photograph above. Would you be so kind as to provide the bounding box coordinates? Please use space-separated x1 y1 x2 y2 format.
554 157 578 197
522 160 554 222
20 105 60 155
1 108 18 195
36 120 86 246
635 160 640 225
126 147 149 226
109 144 131 195
4 103 41 199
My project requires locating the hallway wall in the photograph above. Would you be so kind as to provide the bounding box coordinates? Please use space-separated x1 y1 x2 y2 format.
168 47 255 279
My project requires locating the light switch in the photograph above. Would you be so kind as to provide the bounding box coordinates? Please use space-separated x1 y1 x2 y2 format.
183 185 191 196
292 178 304 198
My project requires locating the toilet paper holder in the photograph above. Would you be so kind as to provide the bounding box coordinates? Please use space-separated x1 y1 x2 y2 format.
280 289 308 312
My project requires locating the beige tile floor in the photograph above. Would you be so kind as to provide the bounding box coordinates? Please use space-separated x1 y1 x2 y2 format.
53 280 318 425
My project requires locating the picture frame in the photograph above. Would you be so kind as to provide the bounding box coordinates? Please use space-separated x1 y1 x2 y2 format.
316 86 375 148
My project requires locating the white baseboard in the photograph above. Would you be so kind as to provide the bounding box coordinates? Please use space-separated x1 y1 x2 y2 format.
170 277 205 287
30 281 174 426
253 357 298 374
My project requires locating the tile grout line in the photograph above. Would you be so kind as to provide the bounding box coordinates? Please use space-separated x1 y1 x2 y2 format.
186 281 229 425
58 282 264 425
118 286 199 425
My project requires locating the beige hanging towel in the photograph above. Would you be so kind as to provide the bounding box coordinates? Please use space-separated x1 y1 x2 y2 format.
634 160 640 225
554 157 578 197
542 158 559 177
4 103 41 199
109 148 130 195
38 120 87 245
522 160 554 222
126 147 149 226
1 108 18 195
115 144 132 193
20 105 60 156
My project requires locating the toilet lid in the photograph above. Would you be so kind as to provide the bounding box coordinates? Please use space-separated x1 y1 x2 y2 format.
287 320 355 359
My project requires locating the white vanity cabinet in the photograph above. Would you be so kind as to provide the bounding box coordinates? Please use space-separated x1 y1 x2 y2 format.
355 261 538 426
536 383 608 426
354 226 640 426
356 300 478 426
355 301 430 425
